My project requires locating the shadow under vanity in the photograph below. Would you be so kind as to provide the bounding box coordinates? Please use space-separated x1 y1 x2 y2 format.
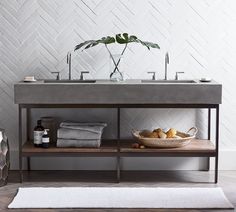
14 79 222 183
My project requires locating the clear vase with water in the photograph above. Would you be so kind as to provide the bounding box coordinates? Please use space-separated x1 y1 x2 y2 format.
109 54 124 81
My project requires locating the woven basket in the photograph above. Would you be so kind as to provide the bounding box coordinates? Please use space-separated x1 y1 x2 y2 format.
132 127 198 148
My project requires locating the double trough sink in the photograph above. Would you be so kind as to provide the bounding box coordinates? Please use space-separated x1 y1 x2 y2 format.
141 80 197 83
44 79 96 83
44 79 197 84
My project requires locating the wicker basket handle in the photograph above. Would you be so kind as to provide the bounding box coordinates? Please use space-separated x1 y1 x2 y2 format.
186 127 198 137
131 129 141 138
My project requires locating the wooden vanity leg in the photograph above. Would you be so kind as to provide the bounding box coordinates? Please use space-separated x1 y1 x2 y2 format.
26 108 31 171
19 105 23 183
117 108 121 183
215 105 219 184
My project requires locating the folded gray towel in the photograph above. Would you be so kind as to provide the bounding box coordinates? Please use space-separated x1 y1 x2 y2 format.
60 122 107 133
57 128 103 140
57 122 107 140
57 139 100 148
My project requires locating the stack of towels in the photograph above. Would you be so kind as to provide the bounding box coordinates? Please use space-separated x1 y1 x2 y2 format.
57 122 107 148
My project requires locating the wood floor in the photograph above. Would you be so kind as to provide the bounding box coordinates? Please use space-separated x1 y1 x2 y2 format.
1 170 235 212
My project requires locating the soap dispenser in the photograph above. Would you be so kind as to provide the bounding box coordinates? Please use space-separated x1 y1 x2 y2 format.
42 129 50 148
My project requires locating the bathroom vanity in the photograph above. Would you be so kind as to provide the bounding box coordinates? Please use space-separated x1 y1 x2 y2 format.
14 79 222 183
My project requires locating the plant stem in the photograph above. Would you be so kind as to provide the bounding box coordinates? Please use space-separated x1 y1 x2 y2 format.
115 43 128 70
105 44 122 77
111 43 128 74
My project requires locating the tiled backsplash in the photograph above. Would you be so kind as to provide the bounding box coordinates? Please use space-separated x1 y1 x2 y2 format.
0 0 235 169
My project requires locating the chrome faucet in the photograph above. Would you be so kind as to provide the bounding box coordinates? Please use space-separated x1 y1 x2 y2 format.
147 71 156 80
80 71 89 80
175 71 184 80
51 71 60 80
165 52 169 80
67 51 72 80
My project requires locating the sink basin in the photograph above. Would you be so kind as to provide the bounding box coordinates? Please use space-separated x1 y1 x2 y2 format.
44 79 96 83
141 80 197 83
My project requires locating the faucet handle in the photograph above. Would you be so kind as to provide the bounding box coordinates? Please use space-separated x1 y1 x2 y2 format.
67 51 71 63
147 72 156 80
51 71 60 80
165 52 169 63
80 71 89 80
175 72 184 80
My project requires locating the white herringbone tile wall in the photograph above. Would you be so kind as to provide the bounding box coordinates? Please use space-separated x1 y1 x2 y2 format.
1 0 236 170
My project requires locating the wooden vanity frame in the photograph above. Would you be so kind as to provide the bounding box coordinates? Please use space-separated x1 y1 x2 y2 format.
18 103 219 183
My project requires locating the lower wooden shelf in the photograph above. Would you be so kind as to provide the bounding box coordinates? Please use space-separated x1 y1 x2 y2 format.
22 139 215 157
120 139 216 157
22 140 118 157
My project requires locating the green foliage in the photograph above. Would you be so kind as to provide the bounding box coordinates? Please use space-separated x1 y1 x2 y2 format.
74 33 160 80
74 33 160 51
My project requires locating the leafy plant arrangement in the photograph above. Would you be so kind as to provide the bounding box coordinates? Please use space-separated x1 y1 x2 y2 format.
74 33 160 81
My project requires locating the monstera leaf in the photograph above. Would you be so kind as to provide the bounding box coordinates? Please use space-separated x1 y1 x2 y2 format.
99 36 116 44
74 33 160 51
136 40 160 50
115 33 160 50
74 33 160 79
74 33 160 81
74 36 116 51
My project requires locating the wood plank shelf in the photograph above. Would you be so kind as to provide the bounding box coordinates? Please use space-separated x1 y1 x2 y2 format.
120 139 216 157
22 139 215 157
22 140 118 157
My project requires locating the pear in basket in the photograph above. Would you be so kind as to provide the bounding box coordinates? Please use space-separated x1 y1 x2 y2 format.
166 128 177 138
140 130 152 138
153 128 162 133
149 132 159 138
158 131 167 139
153 128 167 139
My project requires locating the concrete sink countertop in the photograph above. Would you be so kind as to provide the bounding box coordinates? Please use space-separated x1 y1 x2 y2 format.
14 79 222 105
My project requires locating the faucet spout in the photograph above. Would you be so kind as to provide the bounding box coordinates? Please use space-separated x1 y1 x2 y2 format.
165 52 169 80
67 51 72 80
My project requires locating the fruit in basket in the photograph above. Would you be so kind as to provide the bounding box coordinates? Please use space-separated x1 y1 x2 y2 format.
138 128 179 139
153 128 162 133
140 130 152 138
166 128 177 138
149 132 159 138
158 131 167 139
153 128 167 138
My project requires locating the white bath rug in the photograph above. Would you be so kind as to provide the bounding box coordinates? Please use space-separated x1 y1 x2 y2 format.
8 187 234 209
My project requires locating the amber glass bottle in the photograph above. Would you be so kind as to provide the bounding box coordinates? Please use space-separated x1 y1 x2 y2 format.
33 120 44 147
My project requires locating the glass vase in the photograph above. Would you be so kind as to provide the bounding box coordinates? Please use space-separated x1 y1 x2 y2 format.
109 54 124 81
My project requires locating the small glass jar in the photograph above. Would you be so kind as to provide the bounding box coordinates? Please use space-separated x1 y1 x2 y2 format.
41 117 56 144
